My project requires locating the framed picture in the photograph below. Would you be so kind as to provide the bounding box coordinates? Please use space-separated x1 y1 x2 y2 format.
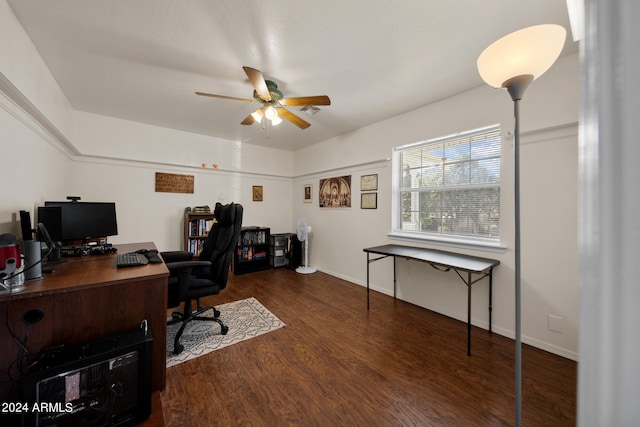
361 192 377 209
155 172 194 194
303 184 312 203
360 174 378 191
252 185 263 202
319 175 352 208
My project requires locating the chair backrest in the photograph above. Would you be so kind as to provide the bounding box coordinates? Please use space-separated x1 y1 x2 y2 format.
199 202 243 287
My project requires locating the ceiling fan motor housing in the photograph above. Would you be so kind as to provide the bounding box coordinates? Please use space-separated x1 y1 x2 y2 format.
254 80 283 103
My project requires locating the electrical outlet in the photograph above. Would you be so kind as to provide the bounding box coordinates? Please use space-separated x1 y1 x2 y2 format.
548 314 564 334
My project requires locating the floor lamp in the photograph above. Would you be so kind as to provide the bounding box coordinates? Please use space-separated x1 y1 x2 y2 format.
477 24 566 427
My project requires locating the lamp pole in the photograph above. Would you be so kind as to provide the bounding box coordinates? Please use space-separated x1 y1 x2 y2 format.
504 74 533 427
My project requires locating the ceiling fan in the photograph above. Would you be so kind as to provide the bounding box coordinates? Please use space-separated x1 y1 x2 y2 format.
196 66 330 129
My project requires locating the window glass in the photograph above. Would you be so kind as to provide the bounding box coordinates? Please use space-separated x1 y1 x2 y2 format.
394 125 501 242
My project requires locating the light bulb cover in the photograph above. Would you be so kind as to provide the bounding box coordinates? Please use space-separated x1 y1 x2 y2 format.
264 105 279 121
251 108 264 123
271 116 283 126
477 24 566 89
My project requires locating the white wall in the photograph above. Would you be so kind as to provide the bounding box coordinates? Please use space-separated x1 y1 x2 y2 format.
0 0 74 235
520 124 578 354
70 111 294 251
0 106 71 236
68 157 293 252
72 111 293 178
293 53 580 359
0 0 74 144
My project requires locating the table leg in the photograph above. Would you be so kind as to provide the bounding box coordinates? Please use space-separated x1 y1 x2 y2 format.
393 257 397 299
366 252 370 310
467 271 472 356
489 268 493 333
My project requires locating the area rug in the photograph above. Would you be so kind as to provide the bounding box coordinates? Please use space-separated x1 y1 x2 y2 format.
166 297 285 367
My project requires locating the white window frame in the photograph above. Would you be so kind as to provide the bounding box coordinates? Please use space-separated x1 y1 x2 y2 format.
389 124 506 252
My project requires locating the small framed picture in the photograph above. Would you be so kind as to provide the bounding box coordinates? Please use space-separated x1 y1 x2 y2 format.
360 174 378 191
303 184 312 203
361 192 377 209
252 185 263 202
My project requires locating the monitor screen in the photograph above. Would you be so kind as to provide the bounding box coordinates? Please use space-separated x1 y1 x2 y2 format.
36 207 64 242
38 202 118 243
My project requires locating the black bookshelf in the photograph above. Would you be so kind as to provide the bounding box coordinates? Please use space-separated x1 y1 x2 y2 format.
234 227 270 275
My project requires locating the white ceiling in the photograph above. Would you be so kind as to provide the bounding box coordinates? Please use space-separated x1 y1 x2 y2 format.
8 0 577 152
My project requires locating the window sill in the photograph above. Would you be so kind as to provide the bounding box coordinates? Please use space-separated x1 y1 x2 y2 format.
387 231 507 254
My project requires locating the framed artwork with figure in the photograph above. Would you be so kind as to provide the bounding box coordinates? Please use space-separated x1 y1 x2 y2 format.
303 184 312 203
252 185 263 202
319 175 351 208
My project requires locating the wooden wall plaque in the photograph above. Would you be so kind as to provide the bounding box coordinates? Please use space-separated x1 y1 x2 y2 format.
155 172 194 194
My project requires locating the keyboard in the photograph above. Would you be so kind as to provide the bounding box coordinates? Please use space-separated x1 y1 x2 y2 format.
116 252 149 268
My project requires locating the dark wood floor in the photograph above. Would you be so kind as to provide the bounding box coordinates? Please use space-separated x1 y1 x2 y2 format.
160 268 576 427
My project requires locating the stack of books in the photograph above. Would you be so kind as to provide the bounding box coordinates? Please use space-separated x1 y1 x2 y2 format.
192 205 210 214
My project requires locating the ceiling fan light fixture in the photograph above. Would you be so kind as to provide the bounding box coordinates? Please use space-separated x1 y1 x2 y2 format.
264 105 279 121
271 116 283 126
251 108 264 123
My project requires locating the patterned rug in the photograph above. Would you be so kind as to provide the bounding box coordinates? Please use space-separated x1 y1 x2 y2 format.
166 297 285 367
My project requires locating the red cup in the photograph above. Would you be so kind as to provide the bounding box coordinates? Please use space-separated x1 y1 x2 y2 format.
0 243 22 271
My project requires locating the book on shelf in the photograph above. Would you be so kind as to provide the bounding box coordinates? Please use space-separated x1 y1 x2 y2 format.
240 230 267 246
192 205 211 213
188 238 207 255
190 219 214 237
237 247 270 261
253 251 268 259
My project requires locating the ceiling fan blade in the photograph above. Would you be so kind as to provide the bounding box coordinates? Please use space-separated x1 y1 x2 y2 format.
195 92 255 102
243 66 272 101
279 95 331 106
241 108 264 125
278 108 311 129
241 114 256 125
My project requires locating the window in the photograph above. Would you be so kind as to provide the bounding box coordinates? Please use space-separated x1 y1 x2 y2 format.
392 125 501 246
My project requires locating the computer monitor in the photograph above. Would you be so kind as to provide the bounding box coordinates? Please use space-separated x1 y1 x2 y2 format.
36 207 63 242
37 201 118 244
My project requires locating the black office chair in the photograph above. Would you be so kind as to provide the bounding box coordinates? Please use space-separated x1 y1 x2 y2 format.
162 202 243 354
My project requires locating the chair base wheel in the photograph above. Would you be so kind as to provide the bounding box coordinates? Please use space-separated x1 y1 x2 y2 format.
220 325 229 335
173 344 184 355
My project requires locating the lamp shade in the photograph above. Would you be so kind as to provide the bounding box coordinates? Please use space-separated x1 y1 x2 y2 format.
477 24 566 88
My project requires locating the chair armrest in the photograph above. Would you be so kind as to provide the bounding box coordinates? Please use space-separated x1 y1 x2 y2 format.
165 260 211 271
165 260 213 298
161 251 194 263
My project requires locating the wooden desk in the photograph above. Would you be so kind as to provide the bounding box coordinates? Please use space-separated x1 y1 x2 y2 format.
364 244 500 355
0 242 169 399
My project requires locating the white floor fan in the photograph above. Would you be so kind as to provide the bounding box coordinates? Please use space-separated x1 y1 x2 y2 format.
296 218 316 274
